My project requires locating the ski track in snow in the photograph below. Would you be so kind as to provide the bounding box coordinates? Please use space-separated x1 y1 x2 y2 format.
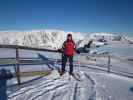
8 70 96 100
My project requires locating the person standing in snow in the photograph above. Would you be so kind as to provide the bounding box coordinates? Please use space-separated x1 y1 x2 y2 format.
58 34 76 76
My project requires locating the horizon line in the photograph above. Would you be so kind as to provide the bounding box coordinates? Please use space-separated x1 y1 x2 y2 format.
0 28 132 35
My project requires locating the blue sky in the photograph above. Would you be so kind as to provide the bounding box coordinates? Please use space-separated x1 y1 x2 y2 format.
0 0 133 35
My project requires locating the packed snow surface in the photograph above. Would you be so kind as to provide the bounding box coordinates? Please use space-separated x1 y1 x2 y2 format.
7 69 133 100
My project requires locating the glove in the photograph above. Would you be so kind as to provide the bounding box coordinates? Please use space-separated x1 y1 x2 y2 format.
58 49 63 53
76 49 80 54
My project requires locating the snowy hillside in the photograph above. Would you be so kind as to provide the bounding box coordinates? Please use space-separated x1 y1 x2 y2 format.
0 30 132 50
89 32 119 41
0 30 84 49
78 32 133 48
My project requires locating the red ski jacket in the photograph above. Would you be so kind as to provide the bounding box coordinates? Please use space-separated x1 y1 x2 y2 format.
62 40 76 56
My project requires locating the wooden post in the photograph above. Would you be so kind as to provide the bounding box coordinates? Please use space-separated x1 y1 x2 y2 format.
16 47 21 85
13 64 17 76
107 54 111 73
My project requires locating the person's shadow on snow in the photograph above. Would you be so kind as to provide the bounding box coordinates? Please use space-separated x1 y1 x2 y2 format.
0 68 13 100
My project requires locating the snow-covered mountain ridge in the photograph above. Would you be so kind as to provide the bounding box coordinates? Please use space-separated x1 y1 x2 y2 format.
0 30 132 49
0 30 84 49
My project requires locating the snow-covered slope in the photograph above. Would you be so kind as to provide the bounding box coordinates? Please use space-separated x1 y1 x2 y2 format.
89 32 119 41
0 30 84 49
0 30 132 50
77 32 133 48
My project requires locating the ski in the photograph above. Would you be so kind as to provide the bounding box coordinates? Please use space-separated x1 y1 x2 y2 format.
57 68 81 81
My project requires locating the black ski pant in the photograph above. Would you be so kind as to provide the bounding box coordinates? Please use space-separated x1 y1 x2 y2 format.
62 54 73 74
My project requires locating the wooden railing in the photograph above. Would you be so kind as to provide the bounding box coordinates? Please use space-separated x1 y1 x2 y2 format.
0 44 113 85
0 44 58 85
80 53 111 73
0 44 58 52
